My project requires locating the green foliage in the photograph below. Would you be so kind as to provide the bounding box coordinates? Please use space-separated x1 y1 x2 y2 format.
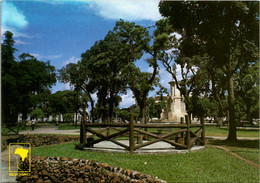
30 108 44 120
235 62 259 123
1 31 56 126
116 108 130 122
49 90 86 117
63 113 74 123
147 98 166 119
159 1 259 141
191 98 219 118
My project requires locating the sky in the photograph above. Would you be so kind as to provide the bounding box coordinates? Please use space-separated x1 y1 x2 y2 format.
1 0 176 109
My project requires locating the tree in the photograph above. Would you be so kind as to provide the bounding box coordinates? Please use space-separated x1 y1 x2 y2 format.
159 1 259 141
59 63 94 122
80 31 129 122
63 113 74 124
16 53 56 121
128 68 160 122
30 108 44 121
1 31 19 126
234 62 259 125
113 19 173 123
1 31 56 127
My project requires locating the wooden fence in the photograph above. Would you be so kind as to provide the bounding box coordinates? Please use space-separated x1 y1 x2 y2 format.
2 123 21 135
84 115 205 153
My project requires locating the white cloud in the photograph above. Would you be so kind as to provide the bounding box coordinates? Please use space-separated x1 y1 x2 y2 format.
46 54 62 60
1 26 32 38
119 90 135 108
31 53 62 60
2 2 28 29
88 0 162 21
15 39 30 45
62 56 80 66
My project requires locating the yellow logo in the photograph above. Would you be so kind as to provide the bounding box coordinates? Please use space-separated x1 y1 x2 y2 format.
9 143 31 176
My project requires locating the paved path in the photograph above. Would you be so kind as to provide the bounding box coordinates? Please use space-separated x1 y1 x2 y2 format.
84 140 205 154
1 148 18 183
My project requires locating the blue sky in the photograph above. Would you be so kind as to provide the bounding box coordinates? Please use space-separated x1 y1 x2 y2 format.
1 0 174 108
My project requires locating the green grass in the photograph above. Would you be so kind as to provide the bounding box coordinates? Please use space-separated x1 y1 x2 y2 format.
58 123 80 130
208 139 259 164
1 126 33 134
205 126 259 137
32 143 259 183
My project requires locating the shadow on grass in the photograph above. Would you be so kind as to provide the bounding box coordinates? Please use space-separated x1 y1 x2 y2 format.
207 139 259 149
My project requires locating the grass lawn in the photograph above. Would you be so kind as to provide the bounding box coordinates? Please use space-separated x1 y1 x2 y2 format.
32 142 259 183
1 126 33 134
205 126 259 137
208 139 259 164
58 123 80 130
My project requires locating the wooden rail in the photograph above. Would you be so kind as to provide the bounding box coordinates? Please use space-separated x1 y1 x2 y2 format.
2 123 21 135
84 115 205 153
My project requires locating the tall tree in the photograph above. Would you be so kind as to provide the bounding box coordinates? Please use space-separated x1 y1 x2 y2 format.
80 31 129 122
159 1 259 141
234 62 259 125
16 53 56 121
113 19 172 123
2 31 19 126
2 32 56 126
59 62 95 122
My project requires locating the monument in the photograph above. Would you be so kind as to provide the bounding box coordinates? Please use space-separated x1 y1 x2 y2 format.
160 81 187 122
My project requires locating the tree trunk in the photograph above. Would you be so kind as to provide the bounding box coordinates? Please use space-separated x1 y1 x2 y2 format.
80 113 87 146
108 92 114 122
226 74 237 142
139 104 145 124
75 111 78 127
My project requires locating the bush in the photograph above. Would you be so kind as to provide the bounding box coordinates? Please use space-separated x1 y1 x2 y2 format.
30 108 44 121
63 113 74 123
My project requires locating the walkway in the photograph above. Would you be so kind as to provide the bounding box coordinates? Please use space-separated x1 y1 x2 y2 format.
1 148 19 183
84 140 204 154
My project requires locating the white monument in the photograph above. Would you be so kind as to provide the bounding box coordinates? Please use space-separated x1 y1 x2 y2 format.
160 81 187 122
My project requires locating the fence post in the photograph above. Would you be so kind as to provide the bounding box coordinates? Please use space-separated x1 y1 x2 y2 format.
201 117 205 145
180 117 184 138
185 115 190 150
129 114 134 154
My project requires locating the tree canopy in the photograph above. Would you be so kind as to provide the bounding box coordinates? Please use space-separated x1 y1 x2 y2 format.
1 31 56 126
159 1 259 141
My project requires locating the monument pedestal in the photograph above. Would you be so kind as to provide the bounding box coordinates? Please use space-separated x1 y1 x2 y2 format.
160 81 187 122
